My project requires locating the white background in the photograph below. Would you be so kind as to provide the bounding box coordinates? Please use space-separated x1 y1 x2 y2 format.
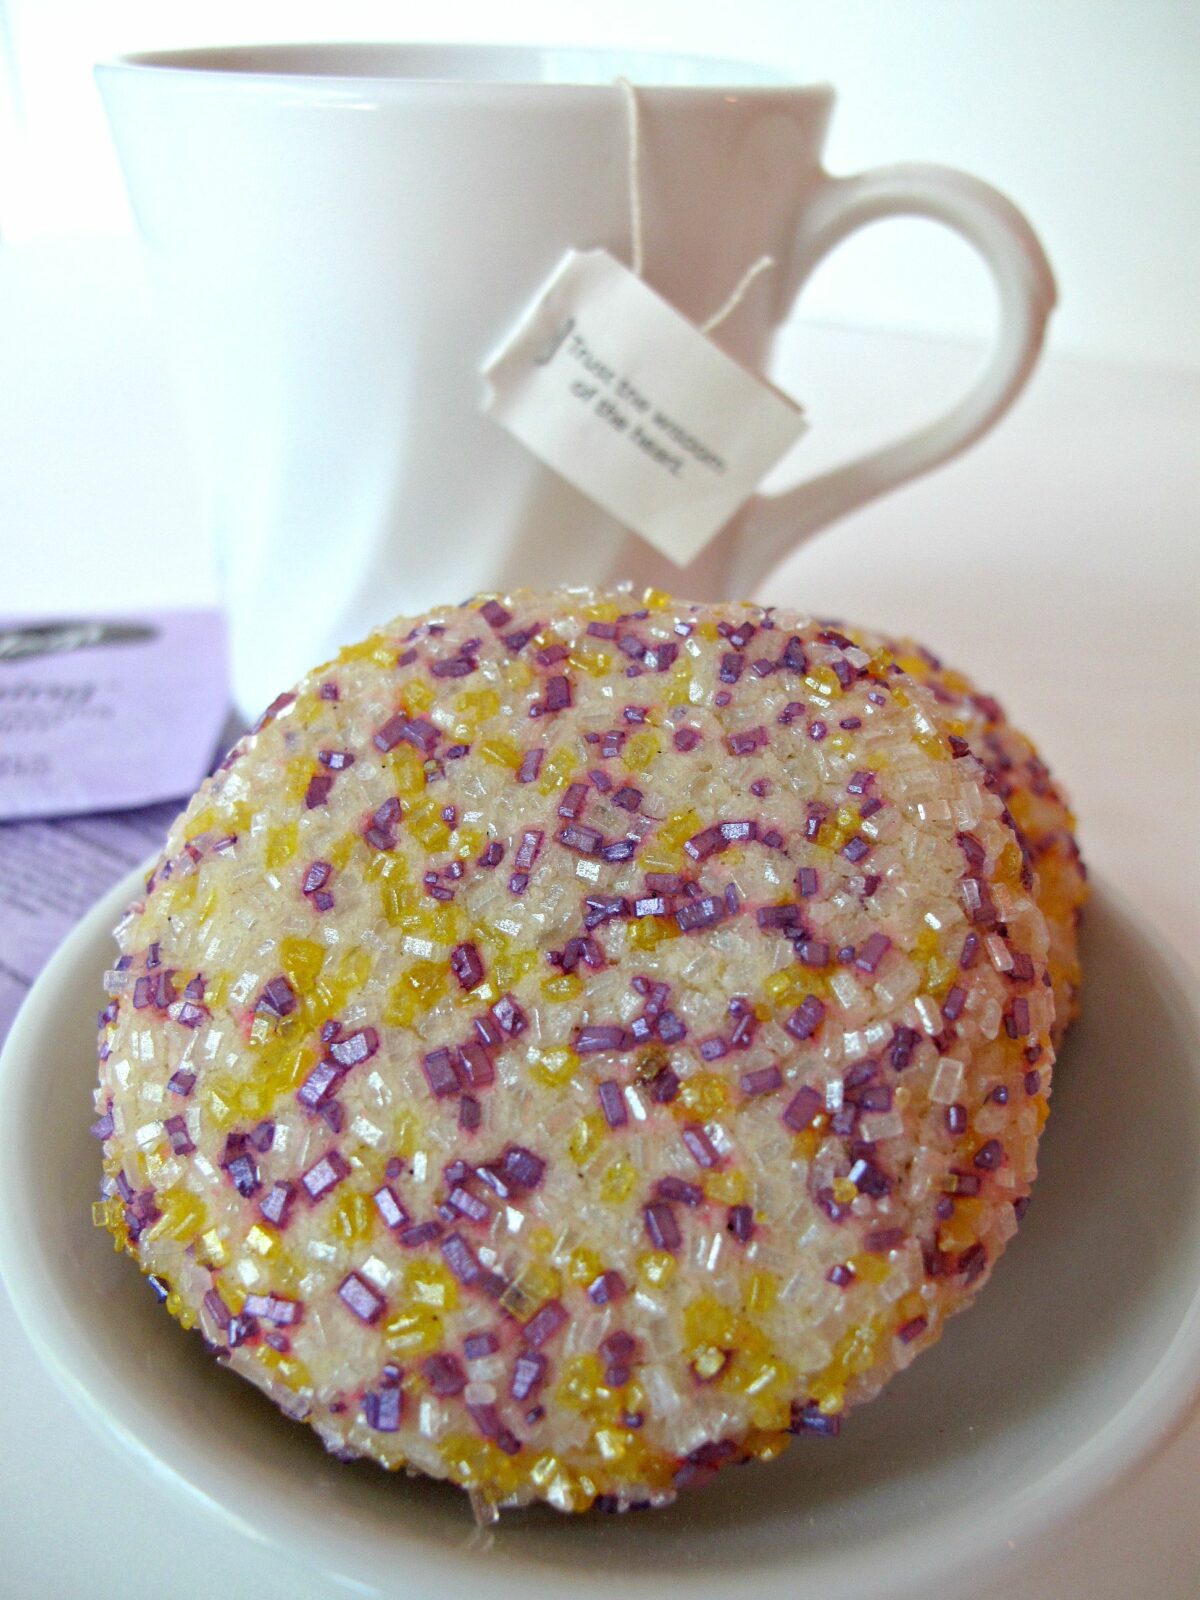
1 0 1198 369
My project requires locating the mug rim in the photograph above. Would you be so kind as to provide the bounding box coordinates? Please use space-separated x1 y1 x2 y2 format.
94 40 824 96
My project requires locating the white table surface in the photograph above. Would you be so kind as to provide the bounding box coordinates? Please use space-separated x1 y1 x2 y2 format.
1 236 1197 1599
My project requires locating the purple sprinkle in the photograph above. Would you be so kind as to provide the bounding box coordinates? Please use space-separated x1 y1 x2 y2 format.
422 1047 462 1099
491 992 527 1036
423 1352 466 1395
973 1138 1004 1170
597 1079 628 1129
649 1065 680 1104
164 1115 194 1155
373 1185 410 1230
889 1026 919 1071
673 728 701 752
644 1202 681 1251
440 1231 480 1283
946 1103 968 1135
856 932 892 974
450 942 485 991
675 894 726 933
459 1094 481 1131
328 1027 379 1069
302 1149 349 1201
740 1065 783 1097
449 1185 491 1224
501 1144 546 1190
574 1023 627 1055
790 1403 841 1437
524 1299 568 1348
516 747 545 783
303 860 332 896
510 1349 547 1401
681 1123 719 1169
727 1204 754 1242
588 1270 627 1305
558 782 589 820
256 975 297 1018
225 1152 260 1198
782 1084 824 1131
727 725 767 756
305 770 336 808
941 985 966 1024
556 822 604 856
259 1180 295 1228
338 1272 385 1324
785 995 826 1041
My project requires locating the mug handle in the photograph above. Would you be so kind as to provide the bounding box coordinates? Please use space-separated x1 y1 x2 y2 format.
730 162 1057 593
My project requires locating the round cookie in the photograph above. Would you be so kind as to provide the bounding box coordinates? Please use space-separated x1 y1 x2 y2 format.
93 588 1057 1518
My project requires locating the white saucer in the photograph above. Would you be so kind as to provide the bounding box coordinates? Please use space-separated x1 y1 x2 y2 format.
2 869 1199 1600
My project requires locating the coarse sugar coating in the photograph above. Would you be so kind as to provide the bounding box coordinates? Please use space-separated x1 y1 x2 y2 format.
854 630 1087 1044
93 587 1061 1518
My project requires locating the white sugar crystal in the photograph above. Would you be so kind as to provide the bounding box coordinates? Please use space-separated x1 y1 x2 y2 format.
705 1120 733 1157
978 998 1003 1039
913 994 941 1035
468 1356 505 1382
640 1365 682 1415
929 1057 965 1103
985 934 1014 972
830 970 860 1009
360 1255 393 1289
861 1109 905 1141
350 1115 383 1148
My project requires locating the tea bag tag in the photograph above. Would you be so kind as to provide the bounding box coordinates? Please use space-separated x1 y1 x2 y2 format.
481 248 807 568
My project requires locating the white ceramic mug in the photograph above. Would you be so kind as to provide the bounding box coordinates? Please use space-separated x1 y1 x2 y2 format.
96 44 1056 719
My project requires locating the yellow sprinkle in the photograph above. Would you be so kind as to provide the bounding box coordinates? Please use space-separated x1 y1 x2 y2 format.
196 1227 228 1268
528 1046 578 1089
405 1258 459 1310
567 1246 604 1286
264 822 298 870
705 1168 749 1205
384 1304 444 1356
677 1072 730 1119
244 1223 280 1258
568 1113 606 1168
623 730 661 771
637 1250 676 1288
599 1155 637 1204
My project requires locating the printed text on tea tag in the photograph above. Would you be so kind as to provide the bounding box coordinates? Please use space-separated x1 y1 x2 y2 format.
481 249 807 567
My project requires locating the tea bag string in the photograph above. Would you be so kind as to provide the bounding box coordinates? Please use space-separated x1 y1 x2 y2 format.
618 77 775 336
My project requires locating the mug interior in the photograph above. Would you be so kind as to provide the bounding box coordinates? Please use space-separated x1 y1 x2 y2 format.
103 42 794 90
